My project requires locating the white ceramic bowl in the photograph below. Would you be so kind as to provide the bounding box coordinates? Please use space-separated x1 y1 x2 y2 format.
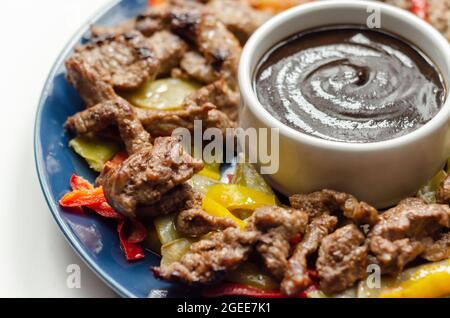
239 0 450 208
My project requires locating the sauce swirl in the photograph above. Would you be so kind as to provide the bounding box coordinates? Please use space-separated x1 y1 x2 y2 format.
255 26 446 143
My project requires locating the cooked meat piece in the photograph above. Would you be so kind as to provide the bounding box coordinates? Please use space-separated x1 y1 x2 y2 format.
65 32 159 105
176 208 238 237
136 183 196 219
437 175 450 204
146 30 188 75
369 236 423 275
281 214 338 295
170 6 242 84
135 3 172 36
180 51 217 84
101 137 203 217
186 79 240 121
316 224 368 294
65 98 151 154
65 57 117 107
153 227 259 284
250 206 308 279
368 198 450 274
421 232 450 261
206 0 273 44
90 19 137 37
136 104 235 137
290 189 379 225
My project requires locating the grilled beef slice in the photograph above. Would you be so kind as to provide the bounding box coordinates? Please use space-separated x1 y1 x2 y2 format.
316 224 368 294
281 213 338 295
206 0 273 44
153 227 259 284
65 98 151 155
290 189 379 225
65 31 159 106
101 137 203 217
250 206 309 279
368 198 450 274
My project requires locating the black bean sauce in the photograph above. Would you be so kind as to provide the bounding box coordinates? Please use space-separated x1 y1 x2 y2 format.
254 26 446 143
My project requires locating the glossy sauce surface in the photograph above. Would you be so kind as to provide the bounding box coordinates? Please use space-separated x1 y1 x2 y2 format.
255 26 446 143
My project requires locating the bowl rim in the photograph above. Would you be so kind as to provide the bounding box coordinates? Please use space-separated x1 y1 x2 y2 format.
239 0 450 153
33 0 133 298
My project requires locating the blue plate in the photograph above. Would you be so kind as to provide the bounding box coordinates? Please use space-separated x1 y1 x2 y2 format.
34 0 195 298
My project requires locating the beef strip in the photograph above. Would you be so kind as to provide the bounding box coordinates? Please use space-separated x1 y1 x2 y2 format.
437 175 450 204
316 224 368 294
101 136 203 217
66 98 235 143
289 189 379 225
280 213 338 295
176 208 238 237
136 183 195 219
65 98 151 154
169 5 242 85
206 0 273 44
146 30 188 75
186 79 240 121
90 19 137 37
421 232 450 262
368 198 450 274
250 206 308 279
179 51 217 84
153 227 259 284
136 104 236 137
65 31 160 106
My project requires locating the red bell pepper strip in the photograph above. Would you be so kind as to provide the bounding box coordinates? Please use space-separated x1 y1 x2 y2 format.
411 0 428 20
117 220 146 261
109 151 128 168
290 234 302 246
203 283 315 298
59 187 106 207
62 175 146 261
148 0 166 7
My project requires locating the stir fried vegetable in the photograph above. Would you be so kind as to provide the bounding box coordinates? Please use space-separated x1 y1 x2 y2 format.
232 158 275 196
357 259 450 298
188 175 220 196
154 214 182 245
226 262 279 291
122 78 200 110
69 135 120 172
205 184 276 212
417 170 447 203
160 238 194 267
202 197 247 229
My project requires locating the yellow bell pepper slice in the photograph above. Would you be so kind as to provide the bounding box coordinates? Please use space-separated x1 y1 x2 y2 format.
122 78 200 110
205 184 276 212
201 197 246 229
379 259 450 298
233 155 275 196
198 168 221 181
417 170 447 203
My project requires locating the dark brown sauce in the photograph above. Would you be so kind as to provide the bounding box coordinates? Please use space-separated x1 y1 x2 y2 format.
254 26 447 143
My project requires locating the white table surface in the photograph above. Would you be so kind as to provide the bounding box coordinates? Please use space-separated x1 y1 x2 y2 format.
0 0 119 298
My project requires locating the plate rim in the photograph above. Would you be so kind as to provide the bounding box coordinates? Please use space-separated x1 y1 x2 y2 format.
33 0 136 298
